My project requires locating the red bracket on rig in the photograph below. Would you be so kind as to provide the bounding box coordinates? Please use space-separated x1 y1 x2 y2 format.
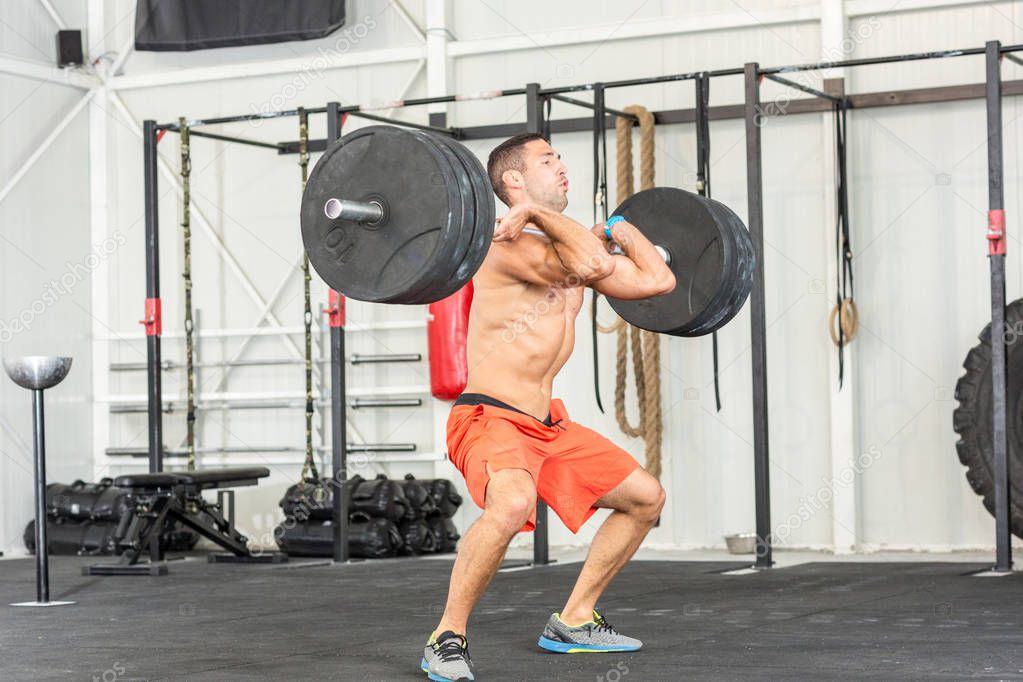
326 290 346 328
988 209 1007 256
140 298 162 336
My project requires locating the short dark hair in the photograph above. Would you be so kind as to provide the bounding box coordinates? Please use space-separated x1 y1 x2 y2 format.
487 133 547 206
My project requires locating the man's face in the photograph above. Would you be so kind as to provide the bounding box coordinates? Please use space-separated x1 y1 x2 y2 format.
519 139 569 212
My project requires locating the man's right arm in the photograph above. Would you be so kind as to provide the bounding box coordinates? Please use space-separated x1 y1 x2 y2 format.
526 206 615 281
488 230 614 289
490 204 615 287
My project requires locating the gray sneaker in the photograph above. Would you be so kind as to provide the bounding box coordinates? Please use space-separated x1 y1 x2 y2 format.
421 630 476 681
538 610 643 653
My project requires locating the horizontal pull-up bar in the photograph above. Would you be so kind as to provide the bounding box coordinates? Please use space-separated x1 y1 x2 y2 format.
275 77 1023 149
156 41 1023 141
763 43 1023 75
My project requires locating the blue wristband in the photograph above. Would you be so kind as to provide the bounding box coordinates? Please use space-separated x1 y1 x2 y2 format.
605 215 625 240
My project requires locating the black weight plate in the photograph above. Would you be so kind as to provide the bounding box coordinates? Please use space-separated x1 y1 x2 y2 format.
428 135 495 301
300 126 463 303
683 197 755 336
358 127 467 304
439 136 495 294
664 192 738 336
389 130 474 305
607 187 736 335
406 134 478 304
680 196 752 336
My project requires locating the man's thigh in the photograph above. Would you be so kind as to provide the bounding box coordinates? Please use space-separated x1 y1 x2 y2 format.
592 467 662 512
537 423 641 533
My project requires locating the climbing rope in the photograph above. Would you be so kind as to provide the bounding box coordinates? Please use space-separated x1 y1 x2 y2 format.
601 104 664 480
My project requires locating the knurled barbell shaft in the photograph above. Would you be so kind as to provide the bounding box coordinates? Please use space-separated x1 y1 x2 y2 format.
322 199 671 264
323 197 384 223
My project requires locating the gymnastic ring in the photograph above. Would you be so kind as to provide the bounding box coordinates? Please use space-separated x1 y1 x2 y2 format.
828 297 859 346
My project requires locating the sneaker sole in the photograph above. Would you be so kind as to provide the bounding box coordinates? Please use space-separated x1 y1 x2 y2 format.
537 635 642 653
420 657 473 682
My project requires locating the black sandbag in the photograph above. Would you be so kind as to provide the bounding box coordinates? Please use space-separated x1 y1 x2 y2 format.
351 474 410 523
275 514 404 559
24 518 197 555
349 512 403 558
23 518 119 556
279 478 339 522
46 478 130 521
161 520 200 552
422 517 444 552
419 478 464 518
274 520 334 557
398 518 436 555
402 474 440 519
427 517 460 553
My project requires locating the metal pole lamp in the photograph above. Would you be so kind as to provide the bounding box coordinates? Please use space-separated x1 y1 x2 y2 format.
3 356 74 607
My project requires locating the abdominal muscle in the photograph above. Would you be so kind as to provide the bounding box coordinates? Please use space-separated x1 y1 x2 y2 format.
463 272 584 422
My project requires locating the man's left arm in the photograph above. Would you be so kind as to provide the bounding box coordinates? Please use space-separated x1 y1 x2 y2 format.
588 219 676 300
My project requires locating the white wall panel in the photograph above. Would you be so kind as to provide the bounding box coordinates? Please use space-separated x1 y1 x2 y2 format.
4 1 1023 555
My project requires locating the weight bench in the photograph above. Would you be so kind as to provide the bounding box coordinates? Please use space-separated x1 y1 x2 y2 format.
84 467 287 576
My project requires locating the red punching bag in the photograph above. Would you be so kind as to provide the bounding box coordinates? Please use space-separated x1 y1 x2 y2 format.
428 282 473 401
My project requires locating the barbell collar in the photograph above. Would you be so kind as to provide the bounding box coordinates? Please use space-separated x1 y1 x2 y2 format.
324 198 384 224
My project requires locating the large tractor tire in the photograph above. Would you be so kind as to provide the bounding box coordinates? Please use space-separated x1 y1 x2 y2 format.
953 297 1023 538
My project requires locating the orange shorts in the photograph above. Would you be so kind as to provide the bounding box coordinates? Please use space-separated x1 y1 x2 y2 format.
445 397 641 534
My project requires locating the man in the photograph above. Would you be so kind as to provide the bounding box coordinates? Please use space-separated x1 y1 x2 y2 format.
421 134 676 682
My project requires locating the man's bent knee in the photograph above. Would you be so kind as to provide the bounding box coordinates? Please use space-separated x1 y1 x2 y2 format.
484 466 536 534
625 471 666 524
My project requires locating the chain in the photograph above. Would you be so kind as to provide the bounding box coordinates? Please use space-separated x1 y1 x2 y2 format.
297 108 321 491
179 117 196 472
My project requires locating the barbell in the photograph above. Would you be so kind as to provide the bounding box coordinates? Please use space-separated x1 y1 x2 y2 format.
300 125 755 337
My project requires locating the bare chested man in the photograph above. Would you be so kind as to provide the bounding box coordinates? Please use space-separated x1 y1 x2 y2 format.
421 134 676 682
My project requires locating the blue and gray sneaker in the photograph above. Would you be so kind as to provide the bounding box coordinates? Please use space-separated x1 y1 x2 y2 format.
421 630 476 681
537 610 643 653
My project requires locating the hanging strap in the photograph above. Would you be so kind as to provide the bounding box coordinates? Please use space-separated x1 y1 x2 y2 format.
832 99 857 388
179 117 196 472
694 74 722 412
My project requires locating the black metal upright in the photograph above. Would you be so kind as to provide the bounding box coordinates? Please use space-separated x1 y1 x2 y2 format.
31 389 49 602
142 120 163 474
326 102 350 563
525 82 552 566
141 120 165 564
591 83 608 415
744 64 773 569
985 41 1012 572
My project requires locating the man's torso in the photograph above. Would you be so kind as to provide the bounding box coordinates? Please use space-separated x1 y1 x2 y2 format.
463 246 584 420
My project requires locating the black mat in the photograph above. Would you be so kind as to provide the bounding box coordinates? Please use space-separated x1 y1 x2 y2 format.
1 555 1022 680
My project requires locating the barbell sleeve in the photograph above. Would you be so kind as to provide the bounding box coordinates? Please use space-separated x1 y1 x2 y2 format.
324 198 384 223
520 226 670 265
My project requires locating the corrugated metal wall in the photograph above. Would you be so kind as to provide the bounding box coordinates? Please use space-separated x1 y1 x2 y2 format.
0 0 93 555
2 0 1021 555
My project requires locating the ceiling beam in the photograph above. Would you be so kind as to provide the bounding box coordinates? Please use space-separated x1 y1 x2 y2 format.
0 54 98 89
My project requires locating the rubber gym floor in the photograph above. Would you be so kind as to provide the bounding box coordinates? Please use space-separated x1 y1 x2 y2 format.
2 553 1022 681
